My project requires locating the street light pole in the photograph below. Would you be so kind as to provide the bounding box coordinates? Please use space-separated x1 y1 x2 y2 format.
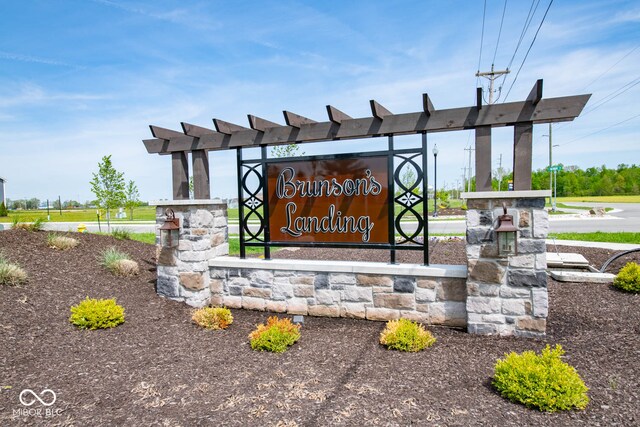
432 144 439 218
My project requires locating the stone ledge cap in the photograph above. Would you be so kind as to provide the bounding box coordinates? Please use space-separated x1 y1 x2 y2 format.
210 257 467 278
461 190 550 200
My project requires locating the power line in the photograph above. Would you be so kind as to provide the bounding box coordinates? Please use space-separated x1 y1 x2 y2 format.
562 112 640 146
503 0 553 102
492 0 509 66
500 0 541 90
579 43 640 91
476 0 487 89
580 75 640 117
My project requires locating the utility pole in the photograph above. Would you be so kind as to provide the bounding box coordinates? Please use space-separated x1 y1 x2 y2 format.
461 167 467 196
497 153 503 191
548 123 553 208
476 64 510 104
465 147 474 192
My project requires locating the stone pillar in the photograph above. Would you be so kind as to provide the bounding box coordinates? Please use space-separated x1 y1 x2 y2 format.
462 190 550 337
153 200 228 307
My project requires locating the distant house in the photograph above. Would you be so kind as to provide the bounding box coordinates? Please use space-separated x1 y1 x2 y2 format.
0 177 5 205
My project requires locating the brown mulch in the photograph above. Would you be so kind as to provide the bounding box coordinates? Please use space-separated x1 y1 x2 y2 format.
0 230 638 426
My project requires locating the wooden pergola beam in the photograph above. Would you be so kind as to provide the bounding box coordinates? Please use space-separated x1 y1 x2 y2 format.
369 100 392 120
213 119 248 135
422 94 435 116
527 79 543 105
248 115 280 132
144 91 590 155
181 122 216 137
283 111 317 128
326 105 352 124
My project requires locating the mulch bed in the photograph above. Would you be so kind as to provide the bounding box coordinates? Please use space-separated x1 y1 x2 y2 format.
0 230 638 426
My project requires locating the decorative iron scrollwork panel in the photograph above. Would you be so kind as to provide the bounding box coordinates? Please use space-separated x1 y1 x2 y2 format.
393 152 425 245
240 162 265 243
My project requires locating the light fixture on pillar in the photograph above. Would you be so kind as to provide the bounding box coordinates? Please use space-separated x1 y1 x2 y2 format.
159 208 180 248
495 204 518 256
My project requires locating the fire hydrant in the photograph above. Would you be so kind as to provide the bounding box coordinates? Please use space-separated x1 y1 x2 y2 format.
77 223 87 233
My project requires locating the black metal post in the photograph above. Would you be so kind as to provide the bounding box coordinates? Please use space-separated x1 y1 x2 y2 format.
387 135 396 264
421 132 429 265
260 145 271 260
236 148 246 259
432 146 438 218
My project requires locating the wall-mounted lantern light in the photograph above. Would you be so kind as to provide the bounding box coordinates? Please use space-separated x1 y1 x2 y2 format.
495 204 517 256
159 208 180 248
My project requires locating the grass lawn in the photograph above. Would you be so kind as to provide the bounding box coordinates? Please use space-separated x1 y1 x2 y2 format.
0 206 157 223
548 232 640 244
557 195 640 203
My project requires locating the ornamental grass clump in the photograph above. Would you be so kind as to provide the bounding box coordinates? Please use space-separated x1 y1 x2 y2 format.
69 297 125 330
47 233 79 250
0 253 28 286
249 316 301 353
613 262 640 293
493 344 589 412
379 318 436 352
11 217 45 232
112 228 131 240
100 247 139 276
192 307 233 330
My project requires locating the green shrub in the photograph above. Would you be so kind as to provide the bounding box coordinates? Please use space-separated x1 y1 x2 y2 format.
613 262 640 293
379 318 436 352
47 233 79 250
192 307 233 330
112 228 131 240
249 316 301 353
0 253 28 286
493 344 589 412
0 202 7 217
69 297 125 330
100 247 139 276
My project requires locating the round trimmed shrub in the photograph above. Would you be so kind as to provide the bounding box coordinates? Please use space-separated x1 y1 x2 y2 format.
192 307 233 330
493 344 589 412
70 297 125 330
613 262 640 293
379 318 436 352
249 316 300 353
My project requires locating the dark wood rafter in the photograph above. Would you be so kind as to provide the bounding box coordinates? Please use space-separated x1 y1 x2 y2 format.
144 80 590 195
475 126 492 191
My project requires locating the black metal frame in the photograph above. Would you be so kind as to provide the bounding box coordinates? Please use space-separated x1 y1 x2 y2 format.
237 135 430 264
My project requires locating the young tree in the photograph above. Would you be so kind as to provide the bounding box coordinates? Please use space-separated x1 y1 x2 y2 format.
124 180 141 220
90 155 125 232
270 143 304 158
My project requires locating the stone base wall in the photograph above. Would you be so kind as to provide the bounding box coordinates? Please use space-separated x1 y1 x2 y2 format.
463 191 549 337
154 200 228 307
209 262 467 325
153 193 550 337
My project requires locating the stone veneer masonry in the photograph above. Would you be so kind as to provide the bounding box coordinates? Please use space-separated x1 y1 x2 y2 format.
153 190 550 336
462 191 550 337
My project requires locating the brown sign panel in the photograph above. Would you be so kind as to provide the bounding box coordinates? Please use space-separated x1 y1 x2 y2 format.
267 156 389 244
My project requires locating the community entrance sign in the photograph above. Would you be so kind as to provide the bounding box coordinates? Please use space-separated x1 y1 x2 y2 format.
237 143 429 263
267 155 388 244
145 78 590 336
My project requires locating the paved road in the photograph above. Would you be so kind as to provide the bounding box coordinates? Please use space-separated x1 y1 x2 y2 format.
18 203 637 235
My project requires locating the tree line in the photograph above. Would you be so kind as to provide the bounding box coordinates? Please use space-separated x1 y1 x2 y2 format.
477 164 640 197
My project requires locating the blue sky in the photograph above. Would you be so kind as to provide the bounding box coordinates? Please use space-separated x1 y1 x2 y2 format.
1 0 639 202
